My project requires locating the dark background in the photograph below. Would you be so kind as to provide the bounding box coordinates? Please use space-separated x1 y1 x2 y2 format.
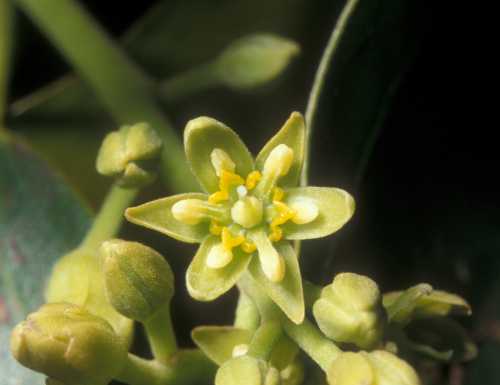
7 1 495 384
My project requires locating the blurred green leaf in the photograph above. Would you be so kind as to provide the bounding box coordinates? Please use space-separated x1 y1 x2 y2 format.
0 133 91 385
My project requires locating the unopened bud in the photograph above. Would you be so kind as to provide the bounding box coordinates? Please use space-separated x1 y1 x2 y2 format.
10 303 127 385
216 356 281 385
215 34 299 90
96 122 162 188
313 273 386 349
327 351 420 385
101 239 174 322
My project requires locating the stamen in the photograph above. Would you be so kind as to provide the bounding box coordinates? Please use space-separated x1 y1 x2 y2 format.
256 144 294 198
206 243 233 269
268 201 296 242
222 227 245 250
250 230 286 282
210 148 235 176
209 221 223 235
171 199 227 224
272 187 284 202
241 240 257 253
289 199 319 224
245 171 262 190
208 170 245 204
208 191 229 204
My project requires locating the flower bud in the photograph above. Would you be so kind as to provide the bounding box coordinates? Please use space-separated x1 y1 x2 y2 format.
214 34 299 90
100 239 174 322
327 351 420 385
10 303 127 385
96 122 162 188
313 273 386 349
215 356 281 385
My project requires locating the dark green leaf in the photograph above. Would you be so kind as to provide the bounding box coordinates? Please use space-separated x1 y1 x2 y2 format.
0 133 91 384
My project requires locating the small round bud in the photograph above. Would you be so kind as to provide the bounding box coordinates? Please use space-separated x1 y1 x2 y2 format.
327 352 373 385
263 144 294 178
313 273 386 349
231 196 264 228
96 122 162 188
215 356 281 385
10 303 127 385
215 34 300 90
100 239 174 322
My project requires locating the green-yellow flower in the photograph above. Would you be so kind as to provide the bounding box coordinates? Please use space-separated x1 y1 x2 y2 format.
125 112 355 323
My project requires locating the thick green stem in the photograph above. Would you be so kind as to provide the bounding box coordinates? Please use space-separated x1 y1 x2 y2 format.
80 184 137 250
144 305 178 363
283 318 340 372
117 354 173 385
301 0 360 186
159 62 219 101
234 290 260 330
13 0 197 192
247 320 282 361
0 0 12 127
238 273 280 321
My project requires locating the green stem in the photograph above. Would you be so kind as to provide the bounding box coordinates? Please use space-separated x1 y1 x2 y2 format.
144 305 178 363
13 0 197 192
116 354 172 385
234 290 260 330
247 320 282 361
283 318 340 372
80 184 137 250
238 273 280 321
0 0 12 127
301 0 360 186
303 279 322 308
158 62 219 101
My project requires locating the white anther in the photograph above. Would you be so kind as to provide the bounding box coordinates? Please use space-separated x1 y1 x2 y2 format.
263 144 294 177
236 185 248 198
171 199 206 225
210 148 235 177
289 199 319 224
206 243 233 269
232 344 249 357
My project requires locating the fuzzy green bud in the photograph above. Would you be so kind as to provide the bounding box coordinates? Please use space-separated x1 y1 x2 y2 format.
313 272 386 349
214 34 300 90
216 356 281 385
96 122 162 188
10 303 127 385
100 239 174 322
327 351 420 385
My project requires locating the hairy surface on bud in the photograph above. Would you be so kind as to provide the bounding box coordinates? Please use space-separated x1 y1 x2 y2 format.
101 239 174 322
313 272 386 349
215 356 281 385
10 303 127 385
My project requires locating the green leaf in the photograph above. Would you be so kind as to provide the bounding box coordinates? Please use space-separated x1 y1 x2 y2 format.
184 117 254 193
125 193 209 243
0 133 91 385
214 34 300 90
282 187 355 240
256 112 305 189
249 241 304 324
192 326 253 365
383 283 433 325
186 236 252 301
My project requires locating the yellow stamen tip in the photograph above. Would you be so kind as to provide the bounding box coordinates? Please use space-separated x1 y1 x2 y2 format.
209 221 223 235
208 191 229 204
222 227 245 250
241 240 257 253
268 227 283 242
245 171 262 190
272 187 285 202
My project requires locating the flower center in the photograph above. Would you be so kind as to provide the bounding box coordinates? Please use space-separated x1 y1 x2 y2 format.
231 195 263 229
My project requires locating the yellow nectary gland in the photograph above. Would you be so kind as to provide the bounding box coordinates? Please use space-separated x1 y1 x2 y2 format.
231 196 263 228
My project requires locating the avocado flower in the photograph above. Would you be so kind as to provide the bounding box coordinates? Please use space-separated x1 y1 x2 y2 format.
125 112 354 323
